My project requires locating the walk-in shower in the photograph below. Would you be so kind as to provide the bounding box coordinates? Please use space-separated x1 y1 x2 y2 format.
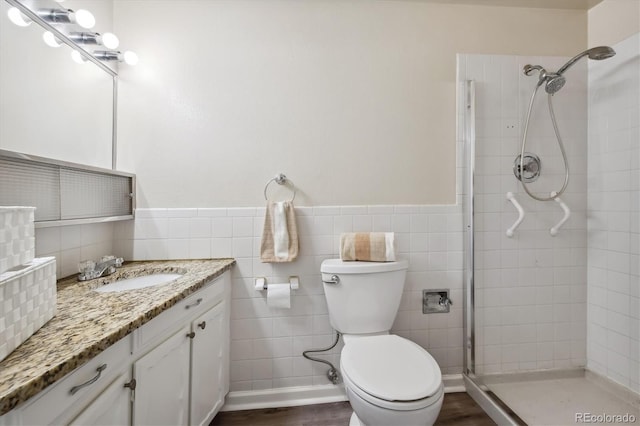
459 43 639 425
517 46 615 202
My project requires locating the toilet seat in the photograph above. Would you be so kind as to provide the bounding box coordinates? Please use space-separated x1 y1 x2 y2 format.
341 335 443 411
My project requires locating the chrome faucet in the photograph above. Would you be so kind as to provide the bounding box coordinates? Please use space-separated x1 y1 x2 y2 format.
78 255 124 281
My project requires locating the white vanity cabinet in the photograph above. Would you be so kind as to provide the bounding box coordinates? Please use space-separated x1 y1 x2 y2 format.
3 270 231 426
130 271 230 426
68 372 132 426
190 300 227 426
14 335 131 426
132 325 191 425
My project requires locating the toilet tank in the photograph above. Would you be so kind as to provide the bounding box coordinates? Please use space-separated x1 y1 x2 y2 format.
320 259 408 335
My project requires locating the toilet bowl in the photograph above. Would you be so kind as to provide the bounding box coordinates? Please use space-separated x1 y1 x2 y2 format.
340 334 444 426
320 259 444 426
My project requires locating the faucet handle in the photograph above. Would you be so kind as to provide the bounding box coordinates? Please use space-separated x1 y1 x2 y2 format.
78 260 96 273
100 255 124 267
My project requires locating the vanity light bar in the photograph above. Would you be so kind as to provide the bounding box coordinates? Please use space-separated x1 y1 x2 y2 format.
6 2 135 67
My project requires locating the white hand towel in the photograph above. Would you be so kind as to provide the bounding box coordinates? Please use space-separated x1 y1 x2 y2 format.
273 201 289 260
260 201 299 263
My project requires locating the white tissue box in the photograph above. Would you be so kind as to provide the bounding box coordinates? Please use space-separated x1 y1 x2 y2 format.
0 206 36 274
0 257 56 362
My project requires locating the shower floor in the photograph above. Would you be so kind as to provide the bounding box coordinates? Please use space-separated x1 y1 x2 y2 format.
483 370 640 425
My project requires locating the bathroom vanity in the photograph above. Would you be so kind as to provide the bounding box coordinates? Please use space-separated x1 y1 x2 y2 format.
0 259 235 426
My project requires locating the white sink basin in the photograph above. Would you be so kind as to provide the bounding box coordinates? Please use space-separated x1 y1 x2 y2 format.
94 273 183 293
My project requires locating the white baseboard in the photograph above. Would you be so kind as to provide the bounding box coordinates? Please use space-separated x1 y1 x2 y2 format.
221 384 348 412
221 374 465 412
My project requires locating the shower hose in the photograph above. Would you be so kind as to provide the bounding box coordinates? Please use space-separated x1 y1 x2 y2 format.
519 83 570 202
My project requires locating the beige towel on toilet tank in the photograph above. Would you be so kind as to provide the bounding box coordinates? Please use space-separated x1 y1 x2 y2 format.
340 232 396 262
260 201 299 263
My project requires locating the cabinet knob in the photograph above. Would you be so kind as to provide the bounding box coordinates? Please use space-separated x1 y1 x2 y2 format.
124 378 137 391
187 331 196 339
198 321 206 330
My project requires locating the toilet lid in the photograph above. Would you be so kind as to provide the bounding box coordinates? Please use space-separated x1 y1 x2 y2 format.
341 335 442 402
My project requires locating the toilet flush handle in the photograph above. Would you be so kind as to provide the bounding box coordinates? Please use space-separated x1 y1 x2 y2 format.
322 275 340 285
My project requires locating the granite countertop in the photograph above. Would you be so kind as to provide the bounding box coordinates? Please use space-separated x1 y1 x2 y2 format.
0 258 235 416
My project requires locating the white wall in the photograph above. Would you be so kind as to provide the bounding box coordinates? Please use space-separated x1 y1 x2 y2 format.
113 0 586 207
459 54 589 374
588 0 640 47
587 32 640 393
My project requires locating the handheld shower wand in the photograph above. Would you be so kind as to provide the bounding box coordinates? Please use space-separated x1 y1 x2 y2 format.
518 46 616 201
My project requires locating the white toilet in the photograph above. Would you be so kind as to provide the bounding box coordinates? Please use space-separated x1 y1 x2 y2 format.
321 259 444 426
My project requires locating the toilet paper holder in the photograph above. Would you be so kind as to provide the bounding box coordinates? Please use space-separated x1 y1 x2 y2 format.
255 276 299 291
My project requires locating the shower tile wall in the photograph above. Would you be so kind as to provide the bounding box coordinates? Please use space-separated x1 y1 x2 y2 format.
114 204 465 391
458 54 588 375
587 33 640 393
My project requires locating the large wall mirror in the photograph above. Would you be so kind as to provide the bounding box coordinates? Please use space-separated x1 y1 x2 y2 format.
0 0 114 170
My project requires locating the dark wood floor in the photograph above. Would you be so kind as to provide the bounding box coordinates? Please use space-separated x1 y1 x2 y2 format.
211 392 496 426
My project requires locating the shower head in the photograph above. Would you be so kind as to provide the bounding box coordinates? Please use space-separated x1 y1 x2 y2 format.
523 66 567 95
524 46 616 95
556 46 616 75
544 74 566 94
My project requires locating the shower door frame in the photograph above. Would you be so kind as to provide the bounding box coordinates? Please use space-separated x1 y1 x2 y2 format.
461 79 519 425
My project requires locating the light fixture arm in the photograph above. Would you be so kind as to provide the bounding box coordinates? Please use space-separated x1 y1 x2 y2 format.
94 50 122 61
68 32 102 45
37 8 75 24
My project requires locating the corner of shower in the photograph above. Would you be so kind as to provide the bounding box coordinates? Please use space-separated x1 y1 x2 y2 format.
458 48 638 426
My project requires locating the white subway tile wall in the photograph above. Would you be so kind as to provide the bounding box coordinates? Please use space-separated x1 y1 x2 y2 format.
114 205 464 391
458 54 589 374
587 33 640 393
34 223 116 279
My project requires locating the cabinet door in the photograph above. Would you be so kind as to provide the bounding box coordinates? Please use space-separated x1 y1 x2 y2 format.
69 372 131 426
133 326 190 426
190 301 226 426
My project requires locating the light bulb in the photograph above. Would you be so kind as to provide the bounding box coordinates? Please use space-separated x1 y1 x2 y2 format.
71 50 87 64
123 51 138 66
43 31 62 47
102 32 119 49
7 7 32 27
74 9 95 29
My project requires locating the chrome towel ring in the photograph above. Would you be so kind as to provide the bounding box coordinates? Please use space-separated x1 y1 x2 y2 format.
263 173 296 202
